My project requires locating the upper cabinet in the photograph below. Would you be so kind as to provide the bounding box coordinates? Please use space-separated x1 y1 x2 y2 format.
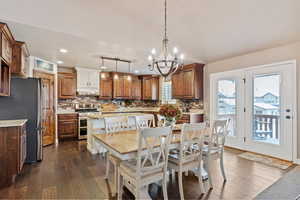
100 72 141 100
1 23 13 66
58 72 77 99
113 73 132 99
76 67 100 95
131 76 142 100
11 41 30 77
99 72 113 99
172 63 204 99
0 23 14 96
142 76 159 100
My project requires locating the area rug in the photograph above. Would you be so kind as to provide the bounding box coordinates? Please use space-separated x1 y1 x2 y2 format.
238 152 293 170
255 166 300 200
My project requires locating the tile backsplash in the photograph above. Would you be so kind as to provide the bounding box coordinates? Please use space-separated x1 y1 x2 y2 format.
58 96 203 111
58 96 160 110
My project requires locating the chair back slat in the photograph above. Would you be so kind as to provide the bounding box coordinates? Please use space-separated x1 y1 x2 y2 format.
211 119 230 146
135 115 155 129
137 127 172 174
179 123 207 161
104 116 128 134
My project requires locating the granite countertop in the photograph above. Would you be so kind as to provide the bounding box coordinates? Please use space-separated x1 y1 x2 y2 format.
57 109 77 114
102 108 159 113
87 113 153 119
182 110 204 115
0 119 28 128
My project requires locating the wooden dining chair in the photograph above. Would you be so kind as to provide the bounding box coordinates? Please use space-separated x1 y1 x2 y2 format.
202 119 230 189
104 116 129 196
117 127 172 200
168 123 207 200
135 114 155 129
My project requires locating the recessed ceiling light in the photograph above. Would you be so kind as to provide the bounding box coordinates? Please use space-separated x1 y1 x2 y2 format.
57 61 64 64
59 49 68 53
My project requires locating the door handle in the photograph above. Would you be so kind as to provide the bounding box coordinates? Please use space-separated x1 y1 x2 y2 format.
286 116 291 119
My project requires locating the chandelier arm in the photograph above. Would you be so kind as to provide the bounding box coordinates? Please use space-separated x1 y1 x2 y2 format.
155 61 175 77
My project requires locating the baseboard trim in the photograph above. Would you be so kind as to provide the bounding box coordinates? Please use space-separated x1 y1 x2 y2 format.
294 159 300 165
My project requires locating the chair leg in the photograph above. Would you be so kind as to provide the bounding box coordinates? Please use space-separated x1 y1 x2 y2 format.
220 150 227 181
172 169 176 181
162 174 168 200
105 155 110 179
113 162 118 196
117 172 123 200
198 162 205 194
204 156 213 189
178 170 184 200
184 171 188 176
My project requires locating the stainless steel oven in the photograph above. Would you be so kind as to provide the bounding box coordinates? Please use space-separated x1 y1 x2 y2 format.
78 116 88 140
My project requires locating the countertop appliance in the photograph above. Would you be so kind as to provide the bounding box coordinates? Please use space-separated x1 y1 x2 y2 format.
76 107 100 140
0 78 43 163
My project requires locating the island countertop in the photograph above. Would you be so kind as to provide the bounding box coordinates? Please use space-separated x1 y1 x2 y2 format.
0 119 28 128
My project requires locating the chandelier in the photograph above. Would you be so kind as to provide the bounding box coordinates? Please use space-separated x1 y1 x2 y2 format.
148 0 184 78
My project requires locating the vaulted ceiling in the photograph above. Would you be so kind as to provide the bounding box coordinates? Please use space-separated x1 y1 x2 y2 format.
1 0 300 73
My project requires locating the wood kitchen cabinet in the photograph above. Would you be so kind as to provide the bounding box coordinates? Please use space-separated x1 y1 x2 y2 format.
142 76 159 100
58 72 77 99
0 23 14 96
113 73 132 99
99 72 113 99
0 122 27 189
171 63 204 99
131 76 142 100
0 61 10 96
0 23 14 66
11 41 30 77
58 114 78 140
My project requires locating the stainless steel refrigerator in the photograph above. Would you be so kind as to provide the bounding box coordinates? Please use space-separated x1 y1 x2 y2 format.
0 77 43 163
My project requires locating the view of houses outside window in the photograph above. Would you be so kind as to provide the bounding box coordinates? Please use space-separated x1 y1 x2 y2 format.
252 74 280 144
217 75 280 144
217 79 237 137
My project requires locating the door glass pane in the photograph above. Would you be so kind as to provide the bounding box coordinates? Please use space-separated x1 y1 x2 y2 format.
217 79 236 136
253 74 280 145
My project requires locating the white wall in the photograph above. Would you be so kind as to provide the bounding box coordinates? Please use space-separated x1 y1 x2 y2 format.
204 41 300 159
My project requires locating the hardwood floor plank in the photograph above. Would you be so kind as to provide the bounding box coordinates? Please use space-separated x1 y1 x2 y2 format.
0 140 289 199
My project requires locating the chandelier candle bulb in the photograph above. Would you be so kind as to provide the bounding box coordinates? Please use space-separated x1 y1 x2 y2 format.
173 47 178 54
151 48 156 55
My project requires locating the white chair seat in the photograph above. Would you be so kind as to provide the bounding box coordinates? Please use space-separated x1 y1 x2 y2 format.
168 149 200 164
120 159 163 177
202 145 221 156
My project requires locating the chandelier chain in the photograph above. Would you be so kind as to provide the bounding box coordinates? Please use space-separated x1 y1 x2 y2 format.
164 0 167 41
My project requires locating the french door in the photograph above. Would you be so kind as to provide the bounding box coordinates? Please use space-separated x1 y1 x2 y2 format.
210 61 296 161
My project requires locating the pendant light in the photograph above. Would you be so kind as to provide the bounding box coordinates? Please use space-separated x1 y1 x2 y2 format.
114 59 119 80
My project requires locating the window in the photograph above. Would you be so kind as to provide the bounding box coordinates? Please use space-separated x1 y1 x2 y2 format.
161 81 176 104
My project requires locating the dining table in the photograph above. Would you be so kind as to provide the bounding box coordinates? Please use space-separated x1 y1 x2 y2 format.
92 125 211 198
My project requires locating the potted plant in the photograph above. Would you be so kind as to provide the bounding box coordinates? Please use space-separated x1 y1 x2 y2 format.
158 104 181 127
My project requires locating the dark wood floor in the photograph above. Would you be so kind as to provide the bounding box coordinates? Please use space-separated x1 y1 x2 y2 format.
0 140 292 199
